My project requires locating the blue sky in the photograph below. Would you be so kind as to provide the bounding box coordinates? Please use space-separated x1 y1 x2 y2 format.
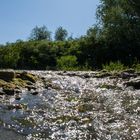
0 0 99 44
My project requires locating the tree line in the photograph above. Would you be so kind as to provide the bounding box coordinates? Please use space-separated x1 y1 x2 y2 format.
0 0 140 70
29 26 69 41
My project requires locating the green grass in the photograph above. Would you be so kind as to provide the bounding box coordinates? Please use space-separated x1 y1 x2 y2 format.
102 61 127 72
133 63 140 72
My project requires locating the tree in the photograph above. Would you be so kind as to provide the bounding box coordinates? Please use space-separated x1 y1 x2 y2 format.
55 26 68 41
96 0 140 64
129 0 140 17
97 0 140 42
29 25 51 41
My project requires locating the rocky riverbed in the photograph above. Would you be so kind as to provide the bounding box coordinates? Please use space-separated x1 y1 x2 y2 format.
0 70 140 140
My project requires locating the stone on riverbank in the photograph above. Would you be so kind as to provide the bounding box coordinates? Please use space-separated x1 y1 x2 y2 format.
0 70 15 81
0 71 40 96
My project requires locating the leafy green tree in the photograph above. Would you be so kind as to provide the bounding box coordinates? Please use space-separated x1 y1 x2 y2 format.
0 43 20 68
96 0 140 65
29 25 51 41
55 26 68 41
128 0 140 17
37 43 57 70
97 0 140 42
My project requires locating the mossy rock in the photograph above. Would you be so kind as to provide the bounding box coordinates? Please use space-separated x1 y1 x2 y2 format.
0 119 3 125
19 72 37 83
0 70 15 82
2 82 16 89
0 79 7 87
95 72 112 78
52 115 80 123
13 118 36 127
81 117 92 124
99 84 122 90
12 78 27 87
77 103 93 112
0 71 39 93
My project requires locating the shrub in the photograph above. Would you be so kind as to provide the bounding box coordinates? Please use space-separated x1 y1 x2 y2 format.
133 63 140 72
102 61 126 72
57 55 78 70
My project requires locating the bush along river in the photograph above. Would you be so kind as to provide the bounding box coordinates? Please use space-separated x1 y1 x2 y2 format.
0 70 139 140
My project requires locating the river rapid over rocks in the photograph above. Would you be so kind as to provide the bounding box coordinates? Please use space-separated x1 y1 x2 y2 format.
0 71 140 140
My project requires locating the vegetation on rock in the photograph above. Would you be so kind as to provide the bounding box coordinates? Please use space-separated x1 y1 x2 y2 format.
0 70 40 96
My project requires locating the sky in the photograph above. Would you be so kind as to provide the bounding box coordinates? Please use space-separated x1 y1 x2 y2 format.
0 0 99 44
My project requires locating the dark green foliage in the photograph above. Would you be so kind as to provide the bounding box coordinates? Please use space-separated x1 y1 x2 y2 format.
95 0 140 65
55 26 68 41
102 61 127 72
0 43 20 68
57 55 78 70
17 41 57 70
29 25 51 41
0 0 140 70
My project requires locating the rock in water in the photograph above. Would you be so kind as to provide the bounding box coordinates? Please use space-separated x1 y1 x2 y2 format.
3 88 15 95
124 78 140 89
0 70 15 81
20 71 37 83
31 91 39 95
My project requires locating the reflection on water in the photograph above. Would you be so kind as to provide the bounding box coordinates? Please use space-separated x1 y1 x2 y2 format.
0 71 140 139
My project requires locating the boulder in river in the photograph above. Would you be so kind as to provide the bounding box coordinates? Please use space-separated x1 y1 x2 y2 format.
31 91 39 95
0 70 15 81
3 88 15 95
119 71 137 79
124 78 140 89
19 71 37 83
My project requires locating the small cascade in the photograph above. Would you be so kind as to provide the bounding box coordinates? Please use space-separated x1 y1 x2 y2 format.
0 71 139 139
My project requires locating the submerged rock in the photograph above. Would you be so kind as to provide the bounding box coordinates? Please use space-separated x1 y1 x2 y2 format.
0 128 26 140
15 94 21 100
31 91 39 95
26 85 36 91
7 104 23 110
120 72 137 79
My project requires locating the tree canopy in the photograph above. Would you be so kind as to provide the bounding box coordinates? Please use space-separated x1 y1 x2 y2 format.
54 26 68 41
29 25 51 41
95 0 140 65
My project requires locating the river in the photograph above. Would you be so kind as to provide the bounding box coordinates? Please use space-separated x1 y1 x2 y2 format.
0 71 139 140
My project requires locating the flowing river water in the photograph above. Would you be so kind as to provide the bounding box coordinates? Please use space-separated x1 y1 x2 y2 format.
0 71 139 140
